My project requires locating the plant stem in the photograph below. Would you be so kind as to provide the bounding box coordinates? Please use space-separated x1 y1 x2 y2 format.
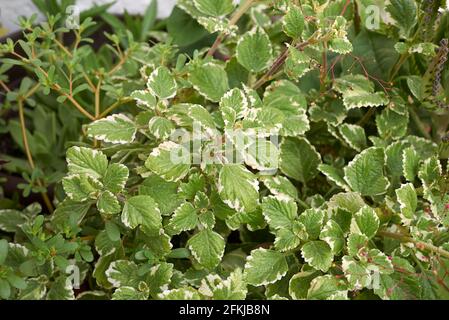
207 0 257 57
356 107 376 127
378 231 449 259
18 99 54 213
99 98 133 118
95 79 102 119
0 80 11 92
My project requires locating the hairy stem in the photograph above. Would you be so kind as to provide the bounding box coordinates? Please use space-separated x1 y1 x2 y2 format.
378 231 449 259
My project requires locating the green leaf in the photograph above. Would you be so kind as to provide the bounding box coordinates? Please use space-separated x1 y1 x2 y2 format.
244 248 288 286
386 0 417 38
307 275 348 300
0 210 27 233
187 229 225 269
193 0 234 16
280 137 321 183
260 175 298 200
200 269 247 300
285 46 313 80
47 276 75 300
0 239 8 265
95 230 120 256
282 5 304 38
320 220 345 255
121 196 162 234
145 141 191 182
298 208 325 240
189 62 229 102
333 75 388 109
376 108 408 140
103 163 129 193
236 27 273 73
146 262 173 297
139 175 183 215
166 202 198 235
146 66 177 100
347 233 369 257
148 116 175 140
395 183 417 225
219 88 249 128
342 256 371 290
289 270 320 300
87 115 137 144
343 147 389 196
261 195 297 230
106 260 140 288
218 164 259 213
112 286 149 300
158 287 201 300
97 191 121 215
402 146 420 182
274 228 301 252
62 174 102 202
350 206 380 239
339 123 366 152
301 241 333 272
66 146 108 179
318 164 348 191
131 90 157 109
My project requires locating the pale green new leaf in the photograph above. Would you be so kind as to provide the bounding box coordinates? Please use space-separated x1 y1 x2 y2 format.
97 191 121 215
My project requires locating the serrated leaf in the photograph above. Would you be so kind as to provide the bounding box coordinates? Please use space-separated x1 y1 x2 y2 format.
318 164 348 191
95 230 120 256
105 260 140 288
261 195 297 230
395 183 417 225
289 270 319 300
87 114 137 144
189 62 229 102
0 210 27 233
298 208 324 240
333 75 388 109
386 0 417 38
342 256 371 290
187 229 225 269
166 202 198 235
103 163 129 193
350 206 379 239
97 191 121 215
218 164 259 213
146 66 177 100
285 46 313 80
280 137 321 183
199 269 247 300
131 90 157 109
260 175 298 200
112 286 149 300
47 276 75 300
219 88 249 128
62 174 102 202
193 0 234 16
145 141 191 182
121 195 162 234
146 262 173 297
148 116 175 140
236 27 273 73
158 287 201 300
347 233 369 257
274 228 301 252
320 220 345 255
244 248 288 286
343 147 389 196
282 5 304 38
402 146 420 182
66 146 108 179
339 123 366 152
301 241 333 272
376 108 408 140
139 175 183 215
307 275 348 300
